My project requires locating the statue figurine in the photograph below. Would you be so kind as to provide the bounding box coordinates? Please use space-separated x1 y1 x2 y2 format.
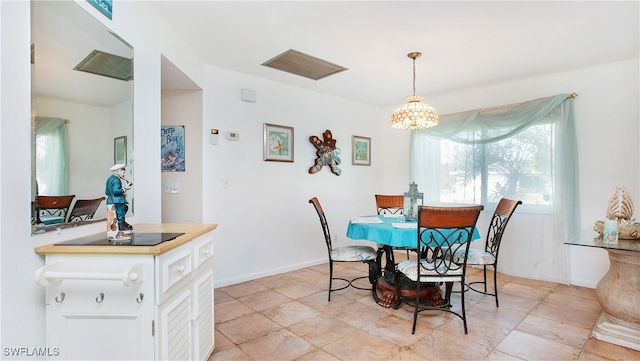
106 164 133 241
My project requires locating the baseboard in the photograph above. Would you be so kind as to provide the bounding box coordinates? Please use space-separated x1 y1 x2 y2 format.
498 265 573 286
213 257 327 288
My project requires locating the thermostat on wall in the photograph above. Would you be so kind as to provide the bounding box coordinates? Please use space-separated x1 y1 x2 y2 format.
226 131 239 141
210 129 219 145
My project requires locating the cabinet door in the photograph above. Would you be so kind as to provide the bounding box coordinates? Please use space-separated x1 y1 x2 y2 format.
156 288 192 361
192 268 214 360
46 280 153 360
44 256 154 360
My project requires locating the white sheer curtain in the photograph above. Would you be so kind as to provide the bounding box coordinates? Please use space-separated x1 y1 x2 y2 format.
35 117 69 195
410 94 579 283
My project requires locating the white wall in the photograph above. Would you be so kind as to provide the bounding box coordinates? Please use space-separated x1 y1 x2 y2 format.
161 90 203 223
202 66 389 286
1 0 46 351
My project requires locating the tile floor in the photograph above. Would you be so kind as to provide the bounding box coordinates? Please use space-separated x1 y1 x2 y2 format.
208 259 640 360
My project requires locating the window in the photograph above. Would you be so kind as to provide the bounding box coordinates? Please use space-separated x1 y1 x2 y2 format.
34 117 68 195
410 94 580 284
411 95 575 216
438 122 555 211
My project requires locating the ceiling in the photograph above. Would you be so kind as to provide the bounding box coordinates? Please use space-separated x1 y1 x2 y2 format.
32 1 133 108
151 1 639 108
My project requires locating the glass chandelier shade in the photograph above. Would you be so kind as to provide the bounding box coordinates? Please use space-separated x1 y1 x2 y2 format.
390 52 439 130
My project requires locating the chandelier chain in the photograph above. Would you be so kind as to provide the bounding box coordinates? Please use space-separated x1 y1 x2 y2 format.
412 57 416 96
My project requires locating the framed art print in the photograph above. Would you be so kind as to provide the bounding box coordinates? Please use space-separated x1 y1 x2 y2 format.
161 125 186 172
352 135 371 166
264 123 294 162
114 136 127 165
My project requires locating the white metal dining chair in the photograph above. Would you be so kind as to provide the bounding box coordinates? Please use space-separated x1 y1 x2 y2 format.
394 205 483 334
309 197 377 301
450 198 521 307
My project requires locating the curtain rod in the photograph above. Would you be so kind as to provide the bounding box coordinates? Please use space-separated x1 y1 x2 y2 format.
480 92 578 112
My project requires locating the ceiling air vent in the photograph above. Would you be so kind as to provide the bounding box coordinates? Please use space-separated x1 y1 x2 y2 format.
74 49 133 81
261 49 347 80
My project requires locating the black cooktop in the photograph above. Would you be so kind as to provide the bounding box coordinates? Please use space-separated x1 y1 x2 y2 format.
54 232 185 246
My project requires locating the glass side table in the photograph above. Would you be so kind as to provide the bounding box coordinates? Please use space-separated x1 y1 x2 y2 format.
565 227 640 351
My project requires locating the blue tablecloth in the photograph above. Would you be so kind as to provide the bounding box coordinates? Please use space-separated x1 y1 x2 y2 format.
347 215 481 248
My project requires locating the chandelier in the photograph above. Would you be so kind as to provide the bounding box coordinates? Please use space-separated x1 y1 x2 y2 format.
390 52 439 130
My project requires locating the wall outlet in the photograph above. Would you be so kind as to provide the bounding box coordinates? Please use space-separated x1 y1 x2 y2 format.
163 181 180 194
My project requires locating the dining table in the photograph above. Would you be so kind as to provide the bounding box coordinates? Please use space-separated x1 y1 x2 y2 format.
347 214 481 308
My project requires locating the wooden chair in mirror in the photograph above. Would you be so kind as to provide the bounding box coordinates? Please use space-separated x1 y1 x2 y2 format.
67 197 106 223
34 195 76 226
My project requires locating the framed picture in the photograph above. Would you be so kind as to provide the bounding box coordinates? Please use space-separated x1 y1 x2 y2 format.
114 136 127 165
263 123 294 162
161 125 186 172
352 135 371 166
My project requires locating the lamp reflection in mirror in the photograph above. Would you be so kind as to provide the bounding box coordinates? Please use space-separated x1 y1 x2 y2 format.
390 52 439 130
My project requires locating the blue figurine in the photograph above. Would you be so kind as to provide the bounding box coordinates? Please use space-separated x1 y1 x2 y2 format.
105 164 133 237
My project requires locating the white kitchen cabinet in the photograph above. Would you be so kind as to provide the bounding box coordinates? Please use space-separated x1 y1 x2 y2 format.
154 233 215 360
39 255 155 360
35 224 217 361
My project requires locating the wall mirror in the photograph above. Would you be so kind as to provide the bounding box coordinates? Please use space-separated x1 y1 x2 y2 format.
31 0 134 234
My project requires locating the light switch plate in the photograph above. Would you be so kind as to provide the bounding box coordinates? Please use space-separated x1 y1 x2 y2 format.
211 129 219 145
163 181 180 193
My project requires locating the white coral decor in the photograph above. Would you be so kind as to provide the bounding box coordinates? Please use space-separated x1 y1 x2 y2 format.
606 186 634 223
595 186 640 239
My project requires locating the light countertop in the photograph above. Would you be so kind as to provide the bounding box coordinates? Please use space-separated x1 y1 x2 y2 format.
34 223 218 256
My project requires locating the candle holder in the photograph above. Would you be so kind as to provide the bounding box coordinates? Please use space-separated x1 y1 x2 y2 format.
403 182 424 222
